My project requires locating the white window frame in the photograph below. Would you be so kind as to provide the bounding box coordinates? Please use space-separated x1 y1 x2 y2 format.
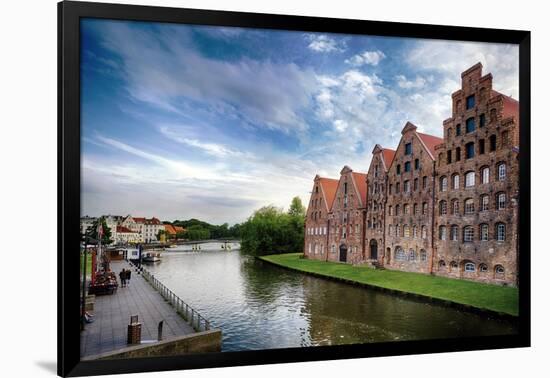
465 171 475 187
482 167 490 184
463 226 474 242
465 262 476 272
498 163 507 181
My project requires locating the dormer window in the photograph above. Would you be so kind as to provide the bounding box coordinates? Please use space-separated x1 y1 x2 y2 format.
466 95 475 110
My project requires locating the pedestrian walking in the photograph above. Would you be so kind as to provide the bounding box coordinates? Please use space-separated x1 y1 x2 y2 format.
119 269 126 288
126 269 132 286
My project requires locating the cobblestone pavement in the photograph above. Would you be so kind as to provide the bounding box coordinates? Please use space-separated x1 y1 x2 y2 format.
80 260 195 358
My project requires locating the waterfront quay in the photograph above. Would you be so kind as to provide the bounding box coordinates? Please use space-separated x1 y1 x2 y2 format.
81 260 220 359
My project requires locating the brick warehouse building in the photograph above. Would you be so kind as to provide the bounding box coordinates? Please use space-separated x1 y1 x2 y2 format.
304 63 520 286
327 167 367 264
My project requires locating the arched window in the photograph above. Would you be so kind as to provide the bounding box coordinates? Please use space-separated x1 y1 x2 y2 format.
497 192 507 210
440 176 448 191
463 226 474 242
481 166 490 184
452 174 460 189
395 247 406 261
495 265 505 277
452 199 460 215
413 225 417 238
395 204 400 215
465 171 475 187
438 260 446 271
464 198 475 214
496 223 506 241
421 225 427 239
480 224 489 241
480 195 489 212
395 225 400 237
404 225 410 238
388 205 392 215
404 204 410 215
388 225 393 235
465 262 476 272
409 249 416 261
450 225 458 241
420 250 427 261
439 200 447 215
422 202 428 215
497 163 507 181
332 245 336 254
479 263 488 273
413 203 418 215
439 225 447 240
450 261 458 271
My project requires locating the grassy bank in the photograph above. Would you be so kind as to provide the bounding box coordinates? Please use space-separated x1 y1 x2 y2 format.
259 253 519 316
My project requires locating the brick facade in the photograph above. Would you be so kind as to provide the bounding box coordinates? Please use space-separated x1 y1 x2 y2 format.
303 63 520 286
326 166 367 264
304 175 338 261
433 63 519 285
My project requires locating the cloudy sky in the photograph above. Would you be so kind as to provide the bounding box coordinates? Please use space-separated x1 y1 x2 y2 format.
81 19 519 225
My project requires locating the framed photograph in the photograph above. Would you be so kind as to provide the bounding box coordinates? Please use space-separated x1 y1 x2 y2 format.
58 1 530 376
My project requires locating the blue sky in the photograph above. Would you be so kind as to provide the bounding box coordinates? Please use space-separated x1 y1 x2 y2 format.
81 18 519 225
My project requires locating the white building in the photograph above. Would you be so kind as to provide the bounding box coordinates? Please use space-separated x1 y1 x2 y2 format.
115 225 141 245
121 215 165 243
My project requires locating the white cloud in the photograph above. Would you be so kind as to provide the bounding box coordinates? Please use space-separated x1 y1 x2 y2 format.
305 34 345 53
158 126 250 159
345 50 386 66
395 74 428 89
99 23 317 135
406 40 519 99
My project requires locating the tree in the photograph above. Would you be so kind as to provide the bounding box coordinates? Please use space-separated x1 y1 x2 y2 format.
156 229 166 243
240 197 305 256
288 196 306 218
85 217 113 245
185 225 211 240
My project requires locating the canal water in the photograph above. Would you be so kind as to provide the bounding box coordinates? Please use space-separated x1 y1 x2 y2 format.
145 242 517 352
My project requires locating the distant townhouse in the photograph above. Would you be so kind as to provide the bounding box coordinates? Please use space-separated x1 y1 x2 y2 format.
303 63 520 286
80 216 97 236
115 225 140 245
121 215 165 243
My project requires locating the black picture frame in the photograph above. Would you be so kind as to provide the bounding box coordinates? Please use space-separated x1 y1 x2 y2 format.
58 1 531 376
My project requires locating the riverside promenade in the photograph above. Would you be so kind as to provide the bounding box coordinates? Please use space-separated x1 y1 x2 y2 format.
80 260 195 358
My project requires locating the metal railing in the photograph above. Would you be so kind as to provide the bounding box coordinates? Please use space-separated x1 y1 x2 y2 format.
130 262 211 332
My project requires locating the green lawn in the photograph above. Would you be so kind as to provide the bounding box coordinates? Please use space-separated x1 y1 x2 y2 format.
259 253 519 316
80 253 93 278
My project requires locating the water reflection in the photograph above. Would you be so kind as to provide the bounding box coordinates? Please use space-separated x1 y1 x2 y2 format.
145 244 517 352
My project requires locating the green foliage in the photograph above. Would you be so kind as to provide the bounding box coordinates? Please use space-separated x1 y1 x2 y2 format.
260 253 519 316
185 225 211 240
240 197 306 256
171 219 241 240
85 217 113 245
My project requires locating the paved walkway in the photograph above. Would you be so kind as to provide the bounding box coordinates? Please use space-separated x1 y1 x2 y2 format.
80 260 195 358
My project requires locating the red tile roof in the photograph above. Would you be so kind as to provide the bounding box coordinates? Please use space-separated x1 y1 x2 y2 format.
174 226 185 233
116 225 136 233
381 148 396 169
318 177 339 210
492 90 519 121
352 172 368 204
416 132 444 158
164 224 177 235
